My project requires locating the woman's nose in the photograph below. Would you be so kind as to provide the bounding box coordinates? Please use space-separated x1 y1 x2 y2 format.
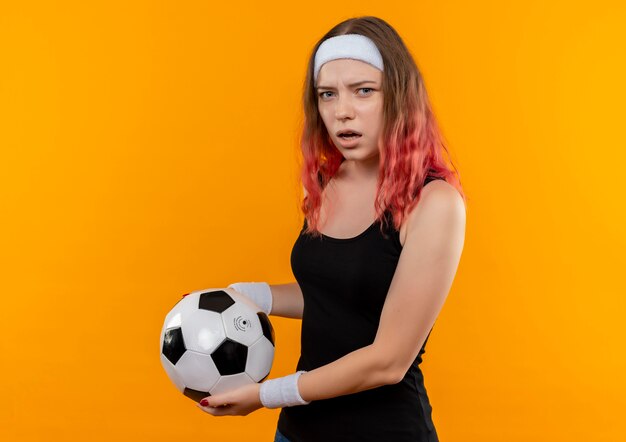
334 96 355 119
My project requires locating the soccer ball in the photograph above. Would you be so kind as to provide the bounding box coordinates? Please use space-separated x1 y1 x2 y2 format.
159 287 275 403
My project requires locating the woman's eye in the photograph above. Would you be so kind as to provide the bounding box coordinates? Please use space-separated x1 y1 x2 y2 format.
318 88 374 99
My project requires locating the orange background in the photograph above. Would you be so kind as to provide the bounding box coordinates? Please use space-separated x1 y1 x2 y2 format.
1 1 625 441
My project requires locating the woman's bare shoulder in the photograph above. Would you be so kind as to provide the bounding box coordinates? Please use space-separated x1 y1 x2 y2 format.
399 180 465 245
407 180 465 232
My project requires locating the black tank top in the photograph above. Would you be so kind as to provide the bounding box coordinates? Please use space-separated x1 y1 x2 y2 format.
277 176 442 442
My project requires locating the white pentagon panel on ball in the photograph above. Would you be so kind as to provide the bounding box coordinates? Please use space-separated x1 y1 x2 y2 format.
209 372 256 395
245 336 275 382
189 287 223 297
176 350 221 393
160 352 186 393
168 293 204 328
221 300 263 347
182 310 226 354
160 293 201 351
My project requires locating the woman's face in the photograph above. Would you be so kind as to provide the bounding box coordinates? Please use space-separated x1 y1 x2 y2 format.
316 59 384 165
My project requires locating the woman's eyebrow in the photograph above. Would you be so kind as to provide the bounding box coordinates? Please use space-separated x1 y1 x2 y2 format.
316 80 378 90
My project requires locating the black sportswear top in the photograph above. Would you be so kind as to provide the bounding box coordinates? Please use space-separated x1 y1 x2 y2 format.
277 175 442 442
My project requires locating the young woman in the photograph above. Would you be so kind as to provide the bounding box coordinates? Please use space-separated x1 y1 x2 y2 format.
197 16 467 442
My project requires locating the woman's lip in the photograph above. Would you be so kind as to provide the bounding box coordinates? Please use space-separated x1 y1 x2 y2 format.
336 131 362 136
336 135 361 148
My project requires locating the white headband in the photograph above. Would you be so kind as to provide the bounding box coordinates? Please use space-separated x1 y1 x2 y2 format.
313 34 384 84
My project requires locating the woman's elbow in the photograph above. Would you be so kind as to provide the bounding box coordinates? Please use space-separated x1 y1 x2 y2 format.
384 366 406 385
370 345 405 385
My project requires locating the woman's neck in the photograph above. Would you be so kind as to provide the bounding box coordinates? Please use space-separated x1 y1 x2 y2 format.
339 156 380 183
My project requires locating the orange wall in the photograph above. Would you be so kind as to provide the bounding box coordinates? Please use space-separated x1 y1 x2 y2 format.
1 1 625 441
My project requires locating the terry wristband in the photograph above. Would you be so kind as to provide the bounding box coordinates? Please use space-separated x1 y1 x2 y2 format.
227 281 273 316
260 371 311 409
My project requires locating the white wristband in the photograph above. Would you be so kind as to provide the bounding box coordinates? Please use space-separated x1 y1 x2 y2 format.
260 371 311 409
227 282 273 315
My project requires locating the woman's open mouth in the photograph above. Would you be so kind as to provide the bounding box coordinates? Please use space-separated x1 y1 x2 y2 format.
338 133 361 139
336 133 362 147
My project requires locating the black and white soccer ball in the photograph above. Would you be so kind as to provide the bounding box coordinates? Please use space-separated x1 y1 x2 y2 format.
159 287 275 403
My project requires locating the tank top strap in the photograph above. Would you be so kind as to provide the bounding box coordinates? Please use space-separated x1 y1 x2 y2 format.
410 173 443 199
424 169 443 185
424 175 437 185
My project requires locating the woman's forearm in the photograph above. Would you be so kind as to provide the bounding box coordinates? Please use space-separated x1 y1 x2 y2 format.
296 344 398 402
269 282 304 319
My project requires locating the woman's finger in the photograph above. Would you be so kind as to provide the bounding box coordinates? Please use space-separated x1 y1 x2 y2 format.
196 403 215 415
197 403 234 416
197 403 222 415
200 396 230 407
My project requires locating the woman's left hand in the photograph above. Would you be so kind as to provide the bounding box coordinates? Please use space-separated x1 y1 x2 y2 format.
196 382 263 416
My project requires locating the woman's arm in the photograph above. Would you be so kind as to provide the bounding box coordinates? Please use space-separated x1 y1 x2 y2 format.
267 184 308 320
269 282 304 319
296 181 466 402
